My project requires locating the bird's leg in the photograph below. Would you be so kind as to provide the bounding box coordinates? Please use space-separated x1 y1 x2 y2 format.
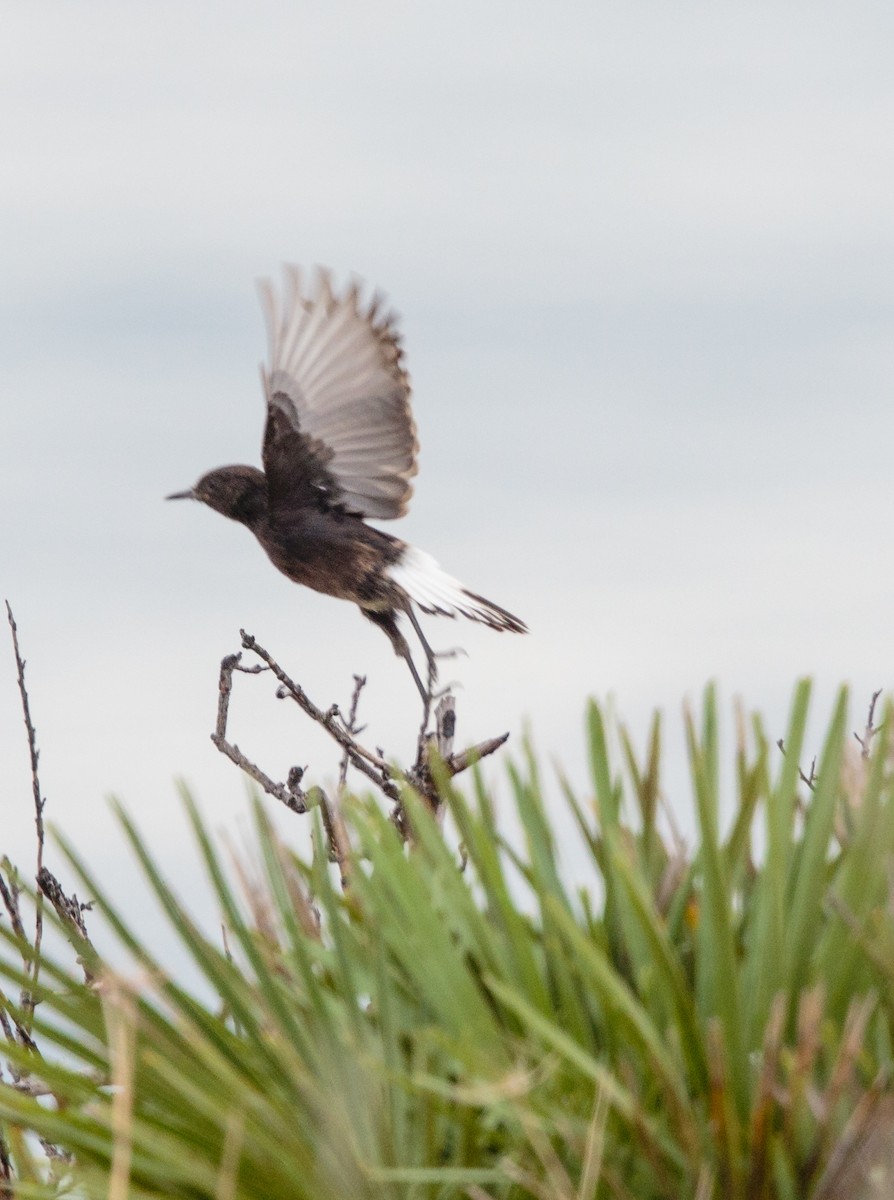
363 608 429 705
364 608 450 752
404 650 430 708
404 606 454 751
404 605 439 689
403 606 468 674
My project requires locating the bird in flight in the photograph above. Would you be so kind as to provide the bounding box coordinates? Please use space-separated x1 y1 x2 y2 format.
168 266 527 700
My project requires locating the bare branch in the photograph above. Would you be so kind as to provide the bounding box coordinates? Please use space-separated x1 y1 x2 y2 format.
434 693 456 760
315 786 353 887
777 738 816 794
320 675 370 887
337 675 367 797
3 604 95 1171
404 691 510 824
0 994 39 1058
36 869 97 986
210 736 310 808
211 652 308 812
444 733 510 776
853 689 883 759
211 630 513 852
5 602 45 1019
0 866 26 944
240 630 402 801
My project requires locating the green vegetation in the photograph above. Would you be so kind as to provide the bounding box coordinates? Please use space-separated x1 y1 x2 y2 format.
2 682 894 1198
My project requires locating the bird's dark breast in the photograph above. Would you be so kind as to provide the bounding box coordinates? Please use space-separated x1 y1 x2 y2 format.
255 509 404 610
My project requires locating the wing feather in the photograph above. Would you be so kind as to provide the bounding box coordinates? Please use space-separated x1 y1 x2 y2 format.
260 266 418 521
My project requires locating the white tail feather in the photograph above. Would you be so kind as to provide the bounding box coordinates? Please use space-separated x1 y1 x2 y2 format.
388 547 526 633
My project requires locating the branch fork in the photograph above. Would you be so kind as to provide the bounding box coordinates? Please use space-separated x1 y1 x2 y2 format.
211 629 511 864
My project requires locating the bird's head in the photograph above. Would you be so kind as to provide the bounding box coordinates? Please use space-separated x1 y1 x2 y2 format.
167 465 267 525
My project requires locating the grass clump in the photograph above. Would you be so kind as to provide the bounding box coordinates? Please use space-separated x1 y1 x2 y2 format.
1 682 894 1198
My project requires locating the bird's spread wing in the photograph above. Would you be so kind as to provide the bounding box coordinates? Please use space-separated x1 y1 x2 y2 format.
259 266 418 520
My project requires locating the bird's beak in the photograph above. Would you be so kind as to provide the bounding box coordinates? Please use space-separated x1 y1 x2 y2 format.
166 489 196 501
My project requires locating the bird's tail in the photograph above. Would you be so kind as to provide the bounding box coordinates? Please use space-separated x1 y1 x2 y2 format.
388 546 527 633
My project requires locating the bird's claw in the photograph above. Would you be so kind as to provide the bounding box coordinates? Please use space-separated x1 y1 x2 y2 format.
433 645 468 662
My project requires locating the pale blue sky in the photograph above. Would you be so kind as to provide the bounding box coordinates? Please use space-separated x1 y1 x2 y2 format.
2 3 893 935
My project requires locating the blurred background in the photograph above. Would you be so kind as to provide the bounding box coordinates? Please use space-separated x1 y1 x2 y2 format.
2 3 892 947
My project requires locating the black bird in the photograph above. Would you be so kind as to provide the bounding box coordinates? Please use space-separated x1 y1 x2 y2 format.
168 266 527 699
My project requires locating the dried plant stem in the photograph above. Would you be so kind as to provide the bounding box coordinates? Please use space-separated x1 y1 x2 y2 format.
337 675 367 796
212 653 308 812
5 604 95 983
5 602 45 1023
240 630 403 801
854 688 883 758
211 630 511 849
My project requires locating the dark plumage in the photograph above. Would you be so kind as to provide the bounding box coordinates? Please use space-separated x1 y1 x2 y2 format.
168 266 526 698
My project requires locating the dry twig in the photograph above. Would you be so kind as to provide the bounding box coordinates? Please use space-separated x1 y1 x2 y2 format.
854 689 883 759
3 602 96 1178
337 675 367 796
5 602 45 1021
777 690 887 817
777 738 817 794
4 606 96 986
212 653 308 812
210 630 511 851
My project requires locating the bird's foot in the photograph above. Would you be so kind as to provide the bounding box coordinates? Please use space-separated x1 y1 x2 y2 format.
433 645 469 663
421 645 466 694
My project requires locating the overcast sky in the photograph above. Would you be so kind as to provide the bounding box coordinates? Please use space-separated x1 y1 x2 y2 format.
2 3 893 942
